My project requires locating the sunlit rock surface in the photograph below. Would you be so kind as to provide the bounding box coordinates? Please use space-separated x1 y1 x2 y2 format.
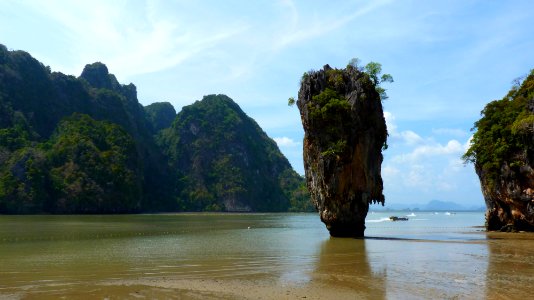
297 64 387 237
477 95 534 232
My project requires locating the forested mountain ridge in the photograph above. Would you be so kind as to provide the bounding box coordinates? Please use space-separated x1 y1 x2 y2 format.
0 44 311 213
0 45 172 212
158 94 311 212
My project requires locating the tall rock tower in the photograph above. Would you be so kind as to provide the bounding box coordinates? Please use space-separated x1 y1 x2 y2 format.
297 64 387 237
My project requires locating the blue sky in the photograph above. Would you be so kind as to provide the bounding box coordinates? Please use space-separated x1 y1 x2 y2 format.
2 0 534 207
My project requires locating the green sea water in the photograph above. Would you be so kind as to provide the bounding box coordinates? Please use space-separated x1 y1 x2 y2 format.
0 212 532 299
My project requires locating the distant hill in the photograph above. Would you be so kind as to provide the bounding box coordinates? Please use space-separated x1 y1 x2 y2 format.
370 200 485 211
424 200 466 211
0 44 311 213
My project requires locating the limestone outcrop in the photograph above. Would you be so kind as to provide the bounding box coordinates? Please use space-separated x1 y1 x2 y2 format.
297 64 387 237
478 160 534 231
465 71 534 231
476 95 534 231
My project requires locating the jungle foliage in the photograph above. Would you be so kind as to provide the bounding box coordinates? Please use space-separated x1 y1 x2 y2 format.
157 94 312 212
300 59 392 157
0 44 311 213
464 70 534 188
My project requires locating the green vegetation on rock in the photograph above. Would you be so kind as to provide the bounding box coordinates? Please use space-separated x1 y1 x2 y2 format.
464 70 534 231
463 70 534 188
47 114 142 213
296 61 388 237
0 44 311 213
158 94 311 212
144 102 177 132
0 113 142 213
301 59 392 158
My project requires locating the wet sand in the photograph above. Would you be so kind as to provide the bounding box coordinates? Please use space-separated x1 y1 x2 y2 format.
4 233 533 300
9 279 368 300
1 213 534 299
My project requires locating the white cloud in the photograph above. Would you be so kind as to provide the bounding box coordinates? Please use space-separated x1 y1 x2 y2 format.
382 112 477 201
273 0 392 51
399 130 424 145
384 111 397 134
422 139 463 154
432 128 469 138
15 1 248 79
405 164 429 188
464 135 474 152
273 137 300 147
382 165 400 180
385 111 424 146
392 139 463 164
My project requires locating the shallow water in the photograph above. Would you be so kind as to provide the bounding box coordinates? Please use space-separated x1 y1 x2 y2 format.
0 212 533 299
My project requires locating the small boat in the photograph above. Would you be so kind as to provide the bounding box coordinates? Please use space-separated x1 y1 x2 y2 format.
390 216 409 221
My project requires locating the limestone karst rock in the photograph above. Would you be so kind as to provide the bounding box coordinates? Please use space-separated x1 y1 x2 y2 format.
478 160 534 232
0 44 310 214
466 71 534 231
297 64 387 237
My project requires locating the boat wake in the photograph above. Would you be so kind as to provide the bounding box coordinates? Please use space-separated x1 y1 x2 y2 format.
367 217 392 223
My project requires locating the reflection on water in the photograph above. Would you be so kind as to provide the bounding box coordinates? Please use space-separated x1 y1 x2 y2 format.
0 213 328 297
0 212 532 299
485 232 534 299
364 237 488 299
314 238 385 299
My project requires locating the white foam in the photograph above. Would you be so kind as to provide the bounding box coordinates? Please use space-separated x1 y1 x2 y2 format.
367 217 392 223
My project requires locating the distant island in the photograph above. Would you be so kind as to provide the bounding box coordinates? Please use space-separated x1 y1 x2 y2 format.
0 44 312 214
370 200 485 212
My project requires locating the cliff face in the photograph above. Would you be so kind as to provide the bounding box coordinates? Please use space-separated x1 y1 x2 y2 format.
476 96 534 231
465 71 534 231
477 160 534 231
157 94 311 212
297 64 387 237
0 44 310 214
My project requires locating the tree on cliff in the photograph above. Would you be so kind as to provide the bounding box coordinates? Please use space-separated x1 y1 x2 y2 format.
289 58 393 106
463 69 534 231
463 69 534 185
296 63 388 237
348 58 394 100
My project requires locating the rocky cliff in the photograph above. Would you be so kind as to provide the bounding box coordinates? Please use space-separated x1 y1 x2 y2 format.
157 94 311 212
297 64 387 237
465 70 534 231
0 44 310 213
144 102 177 132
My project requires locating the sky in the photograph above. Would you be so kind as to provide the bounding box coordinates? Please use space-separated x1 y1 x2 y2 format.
1 0 534 208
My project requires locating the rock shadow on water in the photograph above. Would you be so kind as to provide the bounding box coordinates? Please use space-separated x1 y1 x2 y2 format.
313 237 386 299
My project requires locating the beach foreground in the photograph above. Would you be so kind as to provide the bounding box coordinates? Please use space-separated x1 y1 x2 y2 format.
1 213 533 299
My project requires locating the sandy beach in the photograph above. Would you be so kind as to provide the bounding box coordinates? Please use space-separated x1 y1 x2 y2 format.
2 213 534 299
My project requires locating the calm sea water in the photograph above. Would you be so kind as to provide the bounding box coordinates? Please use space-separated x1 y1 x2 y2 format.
0 211 533 299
